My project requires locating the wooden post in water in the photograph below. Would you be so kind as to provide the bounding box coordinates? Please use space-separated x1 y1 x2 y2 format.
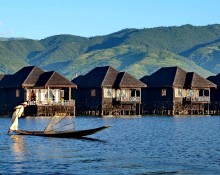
47 86 50 103
207 102 210 115
73 100 75 117
69 87 71 101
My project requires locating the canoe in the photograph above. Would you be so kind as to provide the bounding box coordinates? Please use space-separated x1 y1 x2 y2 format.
14 125 110 138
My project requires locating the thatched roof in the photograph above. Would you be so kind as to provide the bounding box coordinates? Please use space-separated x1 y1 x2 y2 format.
0 66 44 88
117 72 147 88
185 72 216 88
72 66 146 88
0 66 76 88
140 66 216 88
140 66 187 87
101 66 119 87
20 66 45 87
36 71 76 88
73 66 118 88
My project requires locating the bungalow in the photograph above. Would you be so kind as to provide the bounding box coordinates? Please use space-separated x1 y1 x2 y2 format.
207 74 220 114
72 66 147 116
0 66 77 116
140 66 216 115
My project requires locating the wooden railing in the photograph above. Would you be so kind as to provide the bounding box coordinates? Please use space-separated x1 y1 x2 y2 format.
27 99 75 106
183 96 210 102
115 96 141 102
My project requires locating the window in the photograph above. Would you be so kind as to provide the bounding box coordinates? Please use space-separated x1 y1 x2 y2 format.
131 89 140 97
131 89 136 97
199 89 203 96
30 89 36 101
91 89 96 96
161 89 166 96
136 90 140 97
204 90 209 96
16 89 20 97
104 88 113 98
187 89 194 97
175 88 182 97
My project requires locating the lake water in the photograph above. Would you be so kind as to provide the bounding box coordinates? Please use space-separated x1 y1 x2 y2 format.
0 115 220 175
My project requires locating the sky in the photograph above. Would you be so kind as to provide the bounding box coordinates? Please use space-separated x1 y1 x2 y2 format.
0 0 220 40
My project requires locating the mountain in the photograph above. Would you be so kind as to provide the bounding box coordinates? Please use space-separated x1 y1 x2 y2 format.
1 24 220 79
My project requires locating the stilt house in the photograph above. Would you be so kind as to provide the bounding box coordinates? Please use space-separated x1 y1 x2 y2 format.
0 66 77 116
140 66 216 115
207 74 220 114
72 66 146 116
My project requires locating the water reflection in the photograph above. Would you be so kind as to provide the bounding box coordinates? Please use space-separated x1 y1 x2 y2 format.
10 135 25 161
75 136 107 143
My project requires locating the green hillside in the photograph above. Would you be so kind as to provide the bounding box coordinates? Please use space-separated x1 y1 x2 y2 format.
3 39 45 60
0 42 29 73
0 24 220 79
180 39 220 74
123 25 220 53
64 44 212 79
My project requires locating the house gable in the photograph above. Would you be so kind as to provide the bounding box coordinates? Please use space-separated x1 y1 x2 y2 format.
118 72 147 88
73 66 146 89
102 66 119 87
22 66 45 87
0 66 44 88
73 66 119 88
185 72 217 88
43 71 76 88
140 66 187 88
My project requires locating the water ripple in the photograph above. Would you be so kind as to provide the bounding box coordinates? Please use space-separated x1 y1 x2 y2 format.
0 116 220 174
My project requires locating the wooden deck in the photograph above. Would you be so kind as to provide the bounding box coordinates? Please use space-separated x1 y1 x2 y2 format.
25 100 75 116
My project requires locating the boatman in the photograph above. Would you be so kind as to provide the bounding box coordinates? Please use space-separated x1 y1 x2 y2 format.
7 102 28 134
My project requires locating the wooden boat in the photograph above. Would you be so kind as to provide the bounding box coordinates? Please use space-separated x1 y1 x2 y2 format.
14 126 110 138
